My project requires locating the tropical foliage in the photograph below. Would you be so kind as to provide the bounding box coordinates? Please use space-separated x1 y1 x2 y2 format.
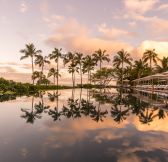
18 43 168 88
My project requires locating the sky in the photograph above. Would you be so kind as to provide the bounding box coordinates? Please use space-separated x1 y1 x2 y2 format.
0 0 168 83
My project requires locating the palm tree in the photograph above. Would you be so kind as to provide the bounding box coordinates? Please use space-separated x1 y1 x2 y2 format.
32 71 42 84
20 43 42 84
68 62 79 87
93 49 110 70
75 52 83 87
133 59 148 79
113 49 132 85
143 49 160 71
35 54 50 84
156 57 168 73
63 52 77 87
35 54 50 74
48 68 60 85
82 55 95 84
49 48 62 86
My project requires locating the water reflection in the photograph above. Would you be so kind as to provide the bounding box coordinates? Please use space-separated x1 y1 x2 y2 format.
19 88 168 125
21 92 50 123
0 93 17 102
1 88 168 162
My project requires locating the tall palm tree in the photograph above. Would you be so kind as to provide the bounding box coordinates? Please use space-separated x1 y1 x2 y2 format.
35 54 50 74
143 49 159 71
20 43 42 84
156 57 168 73
82 55 95 84
68 62 78 87
63 52 74 65
93 49 110 70
32 71 42 84
48 68 61 85
113 49 132 85
35 54 50 84
49 48 62 86
63 52 77 87
133 59 148 79
75 52 83 87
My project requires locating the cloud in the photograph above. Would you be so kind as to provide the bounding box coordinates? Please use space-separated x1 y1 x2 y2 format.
124 0 159 15
128 21 137 27
20 148 29 158
45 17 133 55
118 12 168 36
158 3 168 11
98 23 136 39
133 40 168 59
150 17 168 35
119 1 168 36
42 14 65 29
0 66 17 73
0 62 32 82
40 0 49 15
65 4 77 12
20 1 28 13
0 16 9 24
0 72 31 83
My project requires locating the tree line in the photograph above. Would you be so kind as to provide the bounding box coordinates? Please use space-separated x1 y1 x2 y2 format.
20 43 168 87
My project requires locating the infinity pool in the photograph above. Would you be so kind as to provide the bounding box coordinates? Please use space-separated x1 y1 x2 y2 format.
0 88 168 162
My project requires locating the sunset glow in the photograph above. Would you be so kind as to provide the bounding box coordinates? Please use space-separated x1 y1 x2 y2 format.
0 0 168 83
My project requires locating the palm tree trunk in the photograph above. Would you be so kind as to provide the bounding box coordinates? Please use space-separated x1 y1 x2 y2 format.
88 70 89 84
72 72 75 88
72 73 74 87
80 64 82 87
56 89 58 109
100 60 102 70
74 71 76 87
121 61 123 86
31 56 34 85
150 58 152 73
54 76 56 85
42 64 44 74
90 71 91 84
41 64 44 84
100 60 102 86
31 96 34 112
57 58 59 87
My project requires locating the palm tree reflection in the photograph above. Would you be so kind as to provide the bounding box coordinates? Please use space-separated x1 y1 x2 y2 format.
139 108 157 125
20 88 168 124
21 92 50 123
21 96 41 124
111 105 129 123
48 107 61 121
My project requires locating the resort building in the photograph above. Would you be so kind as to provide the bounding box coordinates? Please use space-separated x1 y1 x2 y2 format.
133 71 168 91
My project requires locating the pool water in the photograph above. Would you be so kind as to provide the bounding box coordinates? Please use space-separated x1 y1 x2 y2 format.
0 88 168 162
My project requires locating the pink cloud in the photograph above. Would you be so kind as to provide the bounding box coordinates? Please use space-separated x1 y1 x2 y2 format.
133 40 168 59
98 23 136 39
124 0 159 15
20 1 28 13
157 3 168 11
45 18 133 55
